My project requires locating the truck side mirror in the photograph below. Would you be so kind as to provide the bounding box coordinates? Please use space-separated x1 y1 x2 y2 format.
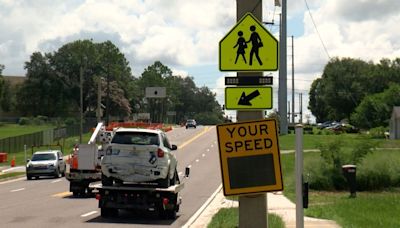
185 167 190 178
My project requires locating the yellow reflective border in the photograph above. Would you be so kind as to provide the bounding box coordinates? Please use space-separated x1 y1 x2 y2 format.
216 119 283 196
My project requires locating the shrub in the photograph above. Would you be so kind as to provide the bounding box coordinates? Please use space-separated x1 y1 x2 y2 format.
32 115 48 125
307 138 377 190
357 151 400 190
18 117 31 125
368 126 388 139
64 117 78 126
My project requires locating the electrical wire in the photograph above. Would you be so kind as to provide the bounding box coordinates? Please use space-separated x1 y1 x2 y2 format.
304 0 331 60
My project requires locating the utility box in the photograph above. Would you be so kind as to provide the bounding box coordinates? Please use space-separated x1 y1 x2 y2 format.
342 164 357 198
0 153 7 163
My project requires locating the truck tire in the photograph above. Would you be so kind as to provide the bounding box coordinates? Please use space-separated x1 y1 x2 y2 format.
26 175 33 180
101 207 118 217
159 207 177 219
102 173 113 186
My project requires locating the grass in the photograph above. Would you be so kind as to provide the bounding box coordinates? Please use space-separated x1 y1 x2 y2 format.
306 191 400 228
208 208 285 228
278 132 400 150
281 148 400 228
0 172 25 180
0 124 54 139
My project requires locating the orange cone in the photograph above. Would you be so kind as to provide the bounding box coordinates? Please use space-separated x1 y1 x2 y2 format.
11 156 15 167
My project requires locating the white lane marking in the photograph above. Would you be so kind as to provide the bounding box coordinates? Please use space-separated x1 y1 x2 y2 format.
0 177 25 185
195 159 199 163
210 144 214 148
81 211 98 217
178 172 183 176
11 188 25 192
182 184 223 228
188 165 192 168
206 149 210 152
51 179 62 183
202 154 205 157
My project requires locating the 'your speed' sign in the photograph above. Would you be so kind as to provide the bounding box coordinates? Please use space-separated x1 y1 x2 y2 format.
216 119 283 196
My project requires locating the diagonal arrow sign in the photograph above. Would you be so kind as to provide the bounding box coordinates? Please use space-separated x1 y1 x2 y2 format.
238 90 260 106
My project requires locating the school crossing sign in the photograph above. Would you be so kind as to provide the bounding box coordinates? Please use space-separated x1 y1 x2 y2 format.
216 119 283 196
219 13 279 71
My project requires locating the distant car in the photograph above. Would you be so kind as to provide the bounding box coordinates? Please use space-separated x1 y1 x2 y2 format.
26 150 66 180
185 119 197 129
101 128 178 188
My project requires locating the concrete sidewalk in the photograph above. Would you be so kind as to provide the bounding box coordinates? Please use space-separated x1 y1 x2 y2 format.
187 186 340 228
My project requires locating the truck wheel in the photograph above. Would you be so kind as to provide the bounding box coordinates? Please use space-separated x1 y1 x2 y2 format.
159 208 177 219
102 173 113 186
101 207 118 217
26 175 33 180
72 191 81 197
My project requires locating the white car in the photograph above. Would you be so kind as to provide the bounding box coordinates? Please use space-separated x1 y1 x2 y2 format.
101 128 178 188
26 150 66 180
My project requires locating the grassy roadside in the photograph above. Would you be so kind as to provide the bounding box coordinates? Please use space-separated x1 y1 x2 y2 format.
281 148 400 227
208 208 284 228
0 172 25 181
0 124 54 139
208 133 400 227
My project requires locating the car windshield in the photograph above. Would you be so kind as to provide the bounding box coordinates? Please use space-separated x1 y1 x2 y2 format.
187 120 195 124
111 132 159 145
31 153 56 161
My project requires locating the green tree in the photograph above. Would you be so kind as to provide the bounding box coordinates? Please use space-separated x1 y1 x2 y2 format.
16 52 68 116
351 83 400 128
17 40 133 118
309 57 376 122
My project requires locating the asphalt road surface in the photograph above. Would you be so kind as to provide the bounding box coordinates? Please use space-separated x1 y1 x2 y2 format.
0 125 221 228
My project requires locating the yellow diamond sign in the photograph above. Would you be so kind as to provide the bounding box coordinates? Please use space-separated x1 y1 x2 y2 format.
219 13 279 72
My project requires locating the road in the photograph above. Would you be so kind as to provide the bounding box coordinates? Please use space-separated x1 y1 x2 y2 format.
0 125 221 228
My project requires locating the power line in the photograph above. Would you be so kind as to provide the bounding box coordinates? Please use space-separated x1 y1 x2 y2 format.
304 0 331 60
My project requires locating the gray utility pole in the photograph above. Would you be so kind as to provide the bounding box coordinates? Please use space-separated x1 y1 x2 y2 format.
279 0 288 134
299 93 303 124
236 1 267 227
291 35 295 124
79 65 83 144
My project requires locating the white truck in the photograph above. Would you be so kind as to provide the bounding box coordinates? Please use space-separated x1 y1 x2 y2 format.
65 122 112 196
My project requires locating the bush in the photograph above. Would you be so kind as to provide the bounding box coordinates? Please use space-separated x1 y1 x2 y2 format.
306 138 376 190
64 117 78 126
368 126 388 139
32 115 48 125
357 151 400 190
18 117 31 125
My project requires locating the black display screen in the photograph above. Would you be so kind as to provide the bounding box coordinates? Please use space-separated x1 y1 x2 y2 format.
227 153 276 189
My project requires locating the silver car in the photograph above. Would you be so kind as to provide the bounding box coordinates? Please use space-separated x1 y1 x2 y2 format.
101 128 178 188
26 150 66 180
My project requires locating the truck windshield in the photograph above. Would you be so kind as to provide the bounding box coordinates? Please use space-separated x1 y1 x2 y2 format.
112 132 160 146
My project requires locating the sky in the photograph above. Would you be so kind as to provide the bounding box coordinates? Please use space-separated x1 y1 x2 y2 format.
1 0 400 123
